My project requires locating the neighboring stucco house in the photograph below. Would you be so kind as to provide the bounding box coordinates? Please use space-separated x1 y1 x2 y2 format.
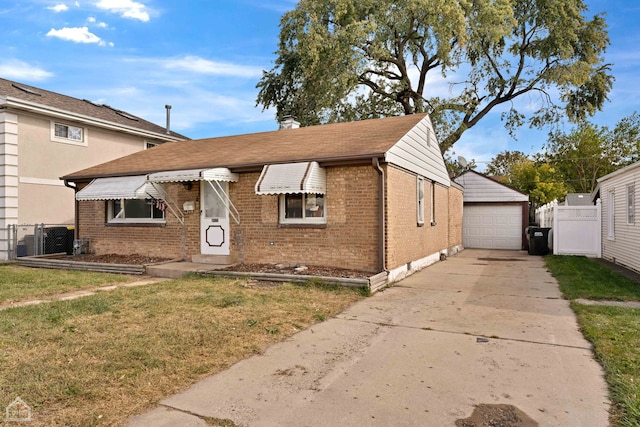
0 78 188 259
454 170 529 250
592 161 640 272
62 113 463 281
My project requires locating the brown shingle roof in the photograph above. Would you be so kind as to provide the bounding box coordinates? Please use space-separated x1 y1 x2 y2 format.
0 77 188 139
62 113 429 181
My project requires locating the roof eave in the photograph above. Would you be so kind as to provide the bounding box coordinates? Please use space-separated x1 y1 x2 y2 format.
2 96 186 142
61 153 387 182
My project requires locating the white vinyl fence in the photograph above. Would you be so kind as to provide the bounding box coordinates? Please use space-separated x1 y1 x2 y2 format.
535 199 601 257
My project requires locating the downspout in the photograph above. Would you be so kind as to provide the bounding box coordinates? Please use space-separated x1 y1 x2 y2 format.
372 157 386 272
64 180 79 241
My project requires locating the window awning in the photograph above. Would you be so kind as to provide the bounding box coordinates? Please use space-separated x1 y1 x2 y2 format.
76 175 162 201
255 161 326 195
147 168 239 183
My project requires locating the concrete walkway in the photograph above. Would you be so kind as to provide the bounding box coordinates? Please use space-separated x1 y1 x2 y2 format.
128 249 610 426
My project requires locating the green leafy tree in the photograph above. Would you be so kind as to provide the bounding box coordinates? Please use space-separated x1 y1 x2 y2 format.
486 151 530 177
509 161 569 205
257 0 613 151
544 113 640 193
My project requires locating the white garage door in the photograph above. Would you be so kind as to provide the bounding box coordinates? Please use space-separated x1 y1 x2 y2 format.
463 204 523 250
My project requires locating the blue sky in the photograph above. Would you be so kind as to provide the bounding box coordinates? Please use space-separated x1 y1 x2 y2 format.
1 0 638 169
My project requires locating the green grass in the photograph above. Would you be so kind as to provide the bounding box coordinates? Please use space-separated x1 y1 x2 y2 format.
0 265 135 303
0 273 365 426
545 255 640 426
545 255 640 300
571 304 640 427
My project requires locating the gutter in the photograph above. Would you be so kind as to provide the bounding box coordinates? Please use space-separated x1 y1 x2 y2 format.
3 96 186 142
372 157 386 272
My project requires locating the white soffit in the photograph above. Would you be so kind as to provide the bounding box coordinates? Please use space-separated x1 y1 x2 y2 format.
147 168 239 183
76 175 162 200
255 161 326 195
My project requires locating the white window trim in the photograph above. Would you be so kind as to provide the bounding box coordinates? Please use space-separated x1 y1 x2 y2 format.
51 121 87 146
627 184 635 225
607 190 615 240
107 199 166 224
279 193 327 225
430 181 436 226
145 141 158 149
417 177 425 226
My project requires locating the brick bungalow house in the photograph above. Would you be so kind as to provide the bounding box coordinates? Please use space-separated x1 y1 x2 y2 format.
62 113 463 281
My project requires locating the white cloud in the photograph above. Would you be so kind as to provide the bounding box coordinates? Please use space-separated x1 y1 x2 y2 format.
87 16 95 22
95 0 150 22
148 55 263 78
0 60 53 82
46 26 103 44
48 3 69 12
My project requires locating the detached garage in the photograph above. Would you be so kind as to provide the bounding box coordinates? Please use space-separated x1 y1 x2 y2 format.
454 170 529 250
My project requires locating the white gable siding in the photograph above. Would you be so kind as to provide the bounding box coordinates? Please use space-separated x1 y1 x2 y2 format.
600 164 640 272
455 171 528 203
385 115 450 186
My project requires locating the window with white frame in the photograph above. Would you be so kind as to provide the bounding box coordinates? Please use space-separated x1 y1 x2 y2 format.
145 141 158 149
417 177 425 226
628 184 635 224
51 122 86 145
430 181 436 226
107 199 166 223
607 190 615 240
279 193 326 224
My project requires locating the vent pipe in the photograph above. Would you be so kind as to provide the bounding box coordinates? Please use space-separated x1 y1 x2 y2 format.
165 104 172 134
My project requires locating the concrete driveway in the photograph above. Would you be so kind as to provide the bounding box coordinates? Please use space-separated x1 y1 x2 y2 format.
128 249 610 426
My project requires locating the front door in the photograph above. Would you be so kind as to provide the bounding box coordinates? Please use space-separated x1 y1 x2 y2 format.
200 181 230 255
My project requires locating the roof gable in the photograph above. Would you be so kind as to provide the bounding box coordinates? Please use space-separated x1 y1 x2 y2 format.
385 114 450 186
63 113 439 181
454 170 528 202
0 77 188 140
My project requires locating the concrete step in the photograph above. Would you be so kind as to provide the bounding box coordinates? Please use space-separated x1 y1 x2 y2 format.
191 254 231 265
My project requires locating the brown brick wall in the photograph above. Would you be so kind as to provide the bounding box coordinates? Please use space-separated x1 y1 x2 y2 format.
385 165 451 269
75 164 462 271
76 166 380 271
230 166 380 272
448 185 464 248
77 182 199 259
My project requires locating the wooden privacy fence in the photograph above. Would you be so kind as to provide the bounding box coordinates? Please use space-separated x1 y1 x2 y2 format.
535 199 601 257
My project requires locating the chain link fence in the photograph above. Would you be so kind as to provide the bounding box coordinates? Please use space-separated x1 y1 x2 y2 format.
3 224 75 260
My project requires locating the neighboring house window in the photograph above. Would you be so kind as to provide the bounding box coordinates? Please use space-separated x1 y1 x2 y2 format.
627 184 635 225
279 194 326 224
430 181 436 226
145 141 158 149
51 122 86 145
417 177 425 226
107 199 165 223
607 191 615 240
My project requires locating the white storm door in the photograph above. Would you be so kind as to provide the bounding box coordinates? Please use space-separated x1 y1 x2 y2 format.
200 181 230 255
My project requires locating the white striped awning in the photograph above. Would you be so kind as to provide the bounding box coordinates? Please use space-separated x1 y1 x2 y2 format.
147 168 239 183
255 161 326 195
76 175 162 201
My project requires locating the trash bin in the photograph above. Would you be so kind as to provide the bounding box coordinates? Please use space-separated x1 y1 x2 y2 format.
527 227 551 256
44 227 74 255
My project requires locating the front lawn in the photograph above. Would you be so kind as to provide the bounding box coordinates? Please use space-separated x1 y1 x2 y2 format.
0 273 366 426
545 255 640 427
0 265 134 303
